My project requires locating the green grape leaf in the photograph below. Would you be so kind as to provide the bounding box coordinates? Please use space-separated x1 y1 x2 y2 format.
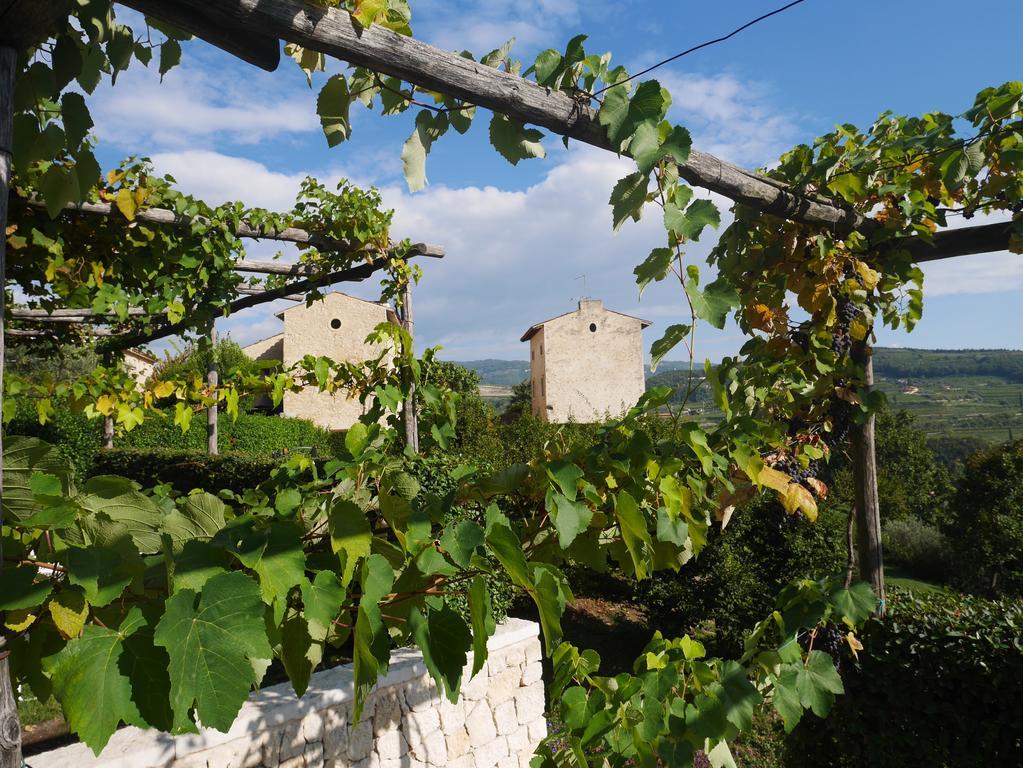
438 520 485 569
154 572 272 732
0 566 52 610
60 92 93 150
828 581 876 627
401 110 448 192
614 491 653 579
489 113 546 166
529 563 571 652
279 613 320 698
484 505 532 588
159 38 182 78
650 324 691 372
161 492 227 547
222 519 306 608
717 661 762 731
329 499 372 587
547 491 593 549
547 460 584 501
78 476 164 554
609 171 649 231
678 198 721 241
169 540 232 594
634 247 674 296
409 603 472 703
67 537 144 607
302 570 346 642
3 436 74 523
317 74 353 147
685 277 740 330
43 607 149 753
352 555 395 723
468 575 495 676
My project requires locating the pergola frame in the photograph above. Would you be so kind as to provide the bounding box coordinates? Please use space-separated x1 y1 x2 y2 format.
0 1 1019 764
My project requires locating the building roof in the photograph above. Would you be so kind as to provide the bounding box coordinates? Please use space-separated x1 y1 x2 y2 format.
124 348 157 364
520 304 652 342
241 332 285 354
274 290 397 321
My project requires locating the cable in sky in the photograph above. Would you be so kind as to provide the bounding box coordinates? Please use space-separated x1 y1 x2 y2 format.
593 0 808 97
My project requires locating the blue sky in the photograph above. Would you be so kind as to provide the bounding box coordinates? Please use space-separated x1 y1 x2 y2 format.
89 0 1023 361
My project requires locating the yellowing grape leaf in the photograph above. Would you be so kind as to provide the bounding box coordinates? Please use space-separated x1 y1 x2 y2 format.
50 586 89 639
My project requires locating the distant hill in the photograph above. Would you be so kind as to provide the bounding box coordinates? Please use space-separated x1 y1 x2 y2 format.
454 349 1023 444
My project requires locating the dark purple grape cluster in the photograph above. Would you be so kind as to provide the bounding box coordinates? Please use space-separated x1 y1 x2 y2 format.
694 751 711 768
812 624 846 672
827 400 853 446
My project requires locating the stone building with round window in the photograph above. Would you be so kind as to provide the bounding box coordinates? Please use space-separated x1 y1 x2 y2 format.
520 299 650 423
242 291 399 430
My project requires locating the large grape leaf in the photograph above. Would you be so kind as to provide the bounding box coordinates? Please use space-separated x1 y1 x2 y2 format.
161 492 227 547
409 602 472 703
66 536 145 607
154 571 272 732
468 575 495 677
329 499 372 587
77 476 164 553
352 554 394 723
2 436 74 522
221 518 306 608
0 565 52 610
43 607 149 753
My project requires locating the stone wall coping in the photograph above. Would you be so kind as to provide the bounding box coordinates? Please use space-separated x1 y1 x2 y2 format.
26 618 541 768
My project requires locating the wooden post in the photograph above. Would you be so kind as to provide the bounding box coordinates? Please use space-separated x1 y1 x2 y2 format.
207 324 218 455
851 342 886 613
0 42 23 768
103 415 114 449
401 283 419 454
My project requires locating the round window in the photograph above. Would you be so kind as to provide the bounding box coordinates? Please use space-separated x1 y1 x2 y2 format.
330 318 342 330
589 323 597 332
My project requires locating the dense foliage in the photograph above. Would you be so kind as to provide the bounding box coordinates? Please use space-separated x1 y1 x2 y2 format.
787 588 1023 767
946 439 1023 595
4 1 1023 766
89 449 281 495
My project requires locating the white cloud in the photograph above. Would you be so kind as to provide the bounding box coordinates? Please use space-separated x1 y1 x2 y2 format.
414 0 581 53
89 62 318 149
659 72 800 168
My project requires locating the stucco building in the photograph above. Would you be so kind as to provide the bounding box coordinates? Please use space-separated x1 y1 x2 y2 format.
242 291 399 430
520 299 650 423
123 348 157 387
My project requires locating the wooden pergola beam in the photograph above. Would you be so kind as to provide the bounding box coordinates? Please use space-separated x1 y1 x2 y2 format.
130 0 870 234
0 0 75 50
119 0 281 72
900 219 1018 262
19 198 444 258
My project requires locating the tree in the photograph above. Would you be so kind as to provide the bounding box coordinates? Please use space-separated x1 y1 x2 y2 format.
946 440 1023 595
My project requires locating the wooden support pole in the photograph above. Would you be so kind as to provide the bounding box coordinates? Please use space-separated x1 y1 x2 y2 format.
207 325 219 455
851 342 886 613
103 416 115 449
0 42 22 768
401 283 419 454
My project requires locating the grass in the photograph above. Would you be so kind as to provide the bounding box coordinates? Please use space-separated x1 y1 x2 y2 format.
885 565 944 593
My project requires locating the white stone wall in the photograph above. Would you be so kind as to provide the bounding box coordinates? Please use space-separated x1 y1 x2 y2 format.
28 619 546 768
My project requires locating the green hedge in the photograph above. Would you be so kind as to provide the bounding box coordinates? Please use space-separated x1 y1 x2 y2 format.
120 412 342 456
90 449 280 494
787 588 1023 767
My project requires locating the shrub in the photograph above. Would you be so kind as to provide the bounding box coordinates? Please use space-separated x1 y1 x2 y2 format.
882 517 951 582
787 588 1023 767
90 449 279 494
945 439 1023 596
119 412 341 457
632 493 848 656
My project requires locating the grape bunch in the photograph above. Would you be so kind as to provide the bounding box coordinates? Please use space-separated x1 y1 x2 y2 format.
694 751 711 768
831 297 862 358
826 399 854 447
811 624 846 672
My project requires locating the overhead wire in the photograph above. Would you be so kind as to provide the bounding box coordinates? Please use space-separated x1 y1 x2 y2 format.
592 0 808 97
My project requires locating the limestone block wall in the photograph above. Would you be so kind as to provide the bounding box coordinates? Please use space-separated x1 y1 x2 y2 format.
28 619 546 768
